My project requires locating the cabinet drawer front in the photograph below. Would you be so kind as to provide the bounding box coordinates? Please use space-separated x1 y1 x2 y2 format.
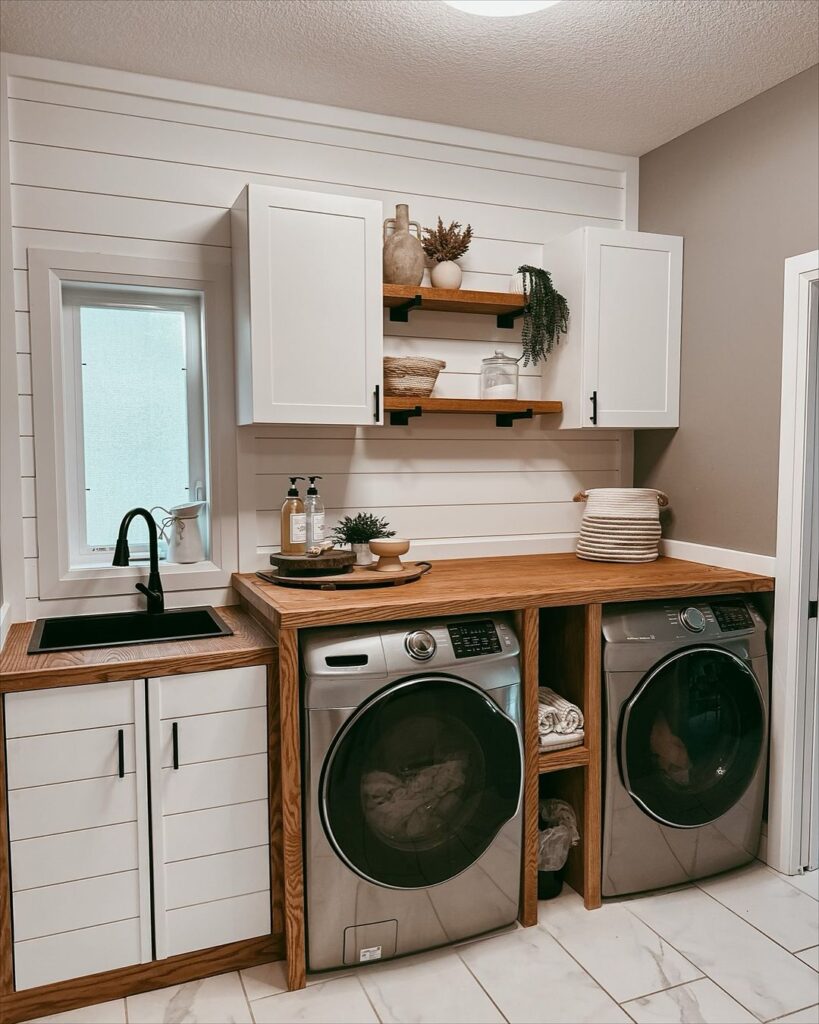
13 869 141 942
164 846 270 910
160 753 267 816
7 725 136 790
13 918 142 991
11 822 139 891
8 774 137 841
164 891 271 958
163 800 268 863
5 681 135 738
158 707 266 768
157 666 266 719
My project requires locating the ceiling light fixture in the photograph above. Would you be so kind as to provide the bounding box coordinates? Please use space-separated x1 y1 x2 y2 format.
443 1 562 16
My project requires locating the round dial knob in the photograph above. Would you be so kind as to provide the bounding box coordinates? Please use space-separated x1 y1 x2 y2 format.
405 630 436 660
680 607 706 633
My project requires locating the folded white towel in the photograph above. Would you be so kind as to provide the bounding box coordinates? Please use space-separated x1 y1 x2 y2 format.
539 728 585 752
538 687 584 736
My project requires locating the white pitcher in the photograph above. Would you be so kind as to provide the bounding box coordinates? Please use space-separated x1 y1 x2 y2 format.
154 501 207 563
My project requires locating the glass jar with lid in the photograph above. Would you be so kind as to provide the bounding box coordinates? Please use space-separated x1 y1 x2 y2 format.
480 350 519 400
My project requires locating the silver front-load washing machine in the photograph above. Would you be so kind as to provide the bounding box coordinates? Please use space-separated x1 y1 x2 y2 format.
602 597 769 897
302 615 523 972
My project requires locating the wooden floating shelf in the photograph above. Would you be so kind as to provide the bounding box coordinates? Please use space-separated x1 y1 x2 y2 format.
383 284 527 327
538 745 590 775
383 396 563 427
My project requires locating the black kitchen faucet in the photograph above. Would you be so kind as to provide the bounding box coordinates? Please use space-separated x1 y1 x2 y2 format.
112 507 165 614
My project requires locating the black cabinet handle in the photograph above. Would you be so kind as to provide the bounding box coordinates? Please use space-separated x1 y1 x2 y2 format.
117 729 125 779
373 384 381 422
172 722 179 770
590 390 598 425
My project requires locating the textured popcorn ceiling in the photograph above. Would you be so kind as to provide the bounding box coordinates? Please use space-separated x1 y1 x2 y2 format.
1 0 817 155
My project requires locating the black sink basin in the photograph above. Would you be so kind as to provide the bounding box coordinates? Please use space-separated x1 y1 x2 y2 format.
28 607 233 654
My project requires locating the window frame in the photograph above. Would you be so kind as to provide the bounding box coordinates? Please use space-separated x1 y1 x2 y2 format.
61 284 208 566
28 250 237 602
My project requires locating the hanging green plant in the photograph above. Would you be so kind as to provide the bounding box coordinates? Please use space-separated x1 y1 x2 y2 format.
516 265 570 366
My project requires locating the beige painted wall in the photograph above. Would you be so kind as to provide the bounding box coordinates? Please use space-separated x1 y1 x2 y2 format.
635 64 819 556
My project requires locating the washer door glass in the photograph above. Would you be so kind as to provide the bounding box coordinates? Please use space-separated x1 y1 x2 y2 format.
321 675 521 888
620 647 765 828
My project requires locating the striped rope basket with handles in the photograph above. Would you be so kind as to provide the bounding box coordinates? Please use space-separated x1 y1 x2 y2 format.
573 488 670 563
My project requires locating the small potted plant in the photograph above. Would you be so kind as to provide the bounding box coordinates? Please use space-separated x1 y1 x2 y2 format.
511 265 570 366
421 217 473 290
331 513 396 566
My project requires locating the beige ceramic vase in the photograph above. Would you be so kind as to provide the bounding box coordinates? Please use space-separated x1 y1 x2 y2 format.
383 204 425 286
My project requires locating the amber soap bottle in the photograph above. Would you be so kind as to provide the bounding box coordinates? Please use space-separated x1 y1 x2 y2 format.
281 477 306 554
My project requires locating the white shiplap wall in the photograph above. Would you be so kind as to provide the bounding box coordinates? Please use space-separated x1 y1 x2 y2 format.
2 54 637 618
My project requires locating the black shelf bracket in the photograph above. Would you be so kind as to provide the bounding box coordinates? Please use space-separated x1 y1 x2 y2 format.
496 408 534 427
496 306 527 329
388 405 423 425
389 294 423 323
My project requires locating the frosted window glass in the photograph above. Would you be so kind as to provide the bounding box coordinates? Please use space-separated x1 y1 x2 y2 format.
79 306 191 549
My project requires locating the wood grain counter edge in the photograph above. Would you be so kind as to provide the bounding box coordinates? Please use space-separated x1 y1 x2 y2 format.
0 605 276 691
232 553 774 630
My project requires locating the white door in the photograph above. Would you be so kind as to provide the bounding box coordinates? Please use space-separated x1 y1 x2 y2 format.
770 253 819 875
4 681 151 990
584 229 682 429
147 666 271 959
233 184 383 425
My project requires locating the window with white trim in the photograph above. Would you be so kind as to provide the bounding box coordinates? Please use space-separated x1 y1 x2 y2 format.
60 284 209 566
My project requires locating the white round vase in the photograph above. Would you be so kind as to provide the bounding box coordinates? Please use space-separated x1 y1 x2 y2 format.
431 261 463 290
351 542 373 566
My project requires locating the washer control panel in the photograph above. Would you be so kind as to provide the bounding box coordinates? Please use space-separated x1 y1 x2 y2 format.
447 619 502 659
679 606 706 633
711 600 754 632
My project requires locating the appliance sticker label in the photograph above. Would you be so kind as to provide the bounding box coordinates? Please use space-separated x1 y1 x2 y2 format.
359 946 382 962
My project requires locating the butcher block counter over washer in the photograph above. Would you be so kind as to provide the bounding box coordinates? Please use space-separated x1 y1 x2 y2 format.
231 552 774 993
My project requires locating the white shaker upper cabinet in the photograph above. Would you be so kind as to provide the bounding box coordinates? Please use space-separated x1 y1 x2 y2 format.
232 184 383 425
542 228 683 429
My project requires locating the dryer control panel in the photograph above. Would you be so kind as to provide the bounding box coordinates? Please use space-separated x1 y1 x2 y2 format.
711 600 755 632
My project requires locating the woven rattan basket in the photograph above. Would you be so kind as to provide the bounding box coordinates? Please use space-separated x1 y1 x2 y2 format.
573 488 669 563
383 356 446 397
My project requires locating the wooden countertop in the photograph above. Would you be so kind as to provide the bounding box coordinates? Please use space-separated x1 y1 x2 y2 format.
0 605 276 691
233 553 774 630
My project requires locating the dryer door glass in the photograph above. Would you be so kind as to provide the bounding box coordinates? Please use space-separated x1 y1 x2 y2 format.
620 648 765 828
321 676 522 888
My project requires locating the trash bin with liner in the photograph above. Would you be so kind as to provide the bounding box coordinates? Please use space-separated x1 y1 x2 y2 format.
537 798 579 899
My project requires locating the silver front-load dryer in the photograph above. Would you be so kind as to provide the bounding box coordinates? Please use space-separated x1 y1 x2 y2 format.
602 597 769 897
302 615 523 972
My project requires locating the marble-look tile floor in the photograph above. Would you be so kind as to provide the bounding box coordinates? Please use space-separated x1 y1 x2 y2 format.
24 862 819 1024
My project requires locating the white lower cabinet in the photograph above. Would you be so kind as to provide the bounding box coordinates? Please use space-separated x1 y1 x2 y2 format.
148 668 271 959
5 680 150 990
4 665 270 990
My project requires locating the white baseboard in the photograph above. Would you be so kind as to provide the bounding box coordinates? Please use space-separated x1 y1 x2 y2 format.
661 539 775 576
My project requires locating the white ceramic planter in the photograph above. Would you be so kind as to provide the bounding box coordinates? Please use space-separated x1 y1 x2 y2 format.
431 261 463 290
351 542 373 566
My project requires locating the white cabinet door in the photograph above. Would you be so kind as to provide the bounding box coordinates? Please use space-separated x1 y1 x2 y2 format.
4 681 152 990
147 666 271 959
233 184 383 425
542 228 682 429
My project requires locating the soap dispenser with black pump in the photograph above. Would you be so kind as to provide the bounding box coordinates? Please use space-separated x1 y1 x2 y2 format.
304 476 325 549
281 477 306 554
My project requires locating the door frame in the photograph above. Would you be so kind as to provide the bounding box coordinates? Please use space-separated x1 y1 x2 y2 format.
768 250 819 874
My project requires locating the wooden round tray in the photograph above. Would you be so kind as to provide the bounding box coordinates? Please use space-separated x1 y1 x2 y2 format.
269 550 355 577
257 561 432 590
